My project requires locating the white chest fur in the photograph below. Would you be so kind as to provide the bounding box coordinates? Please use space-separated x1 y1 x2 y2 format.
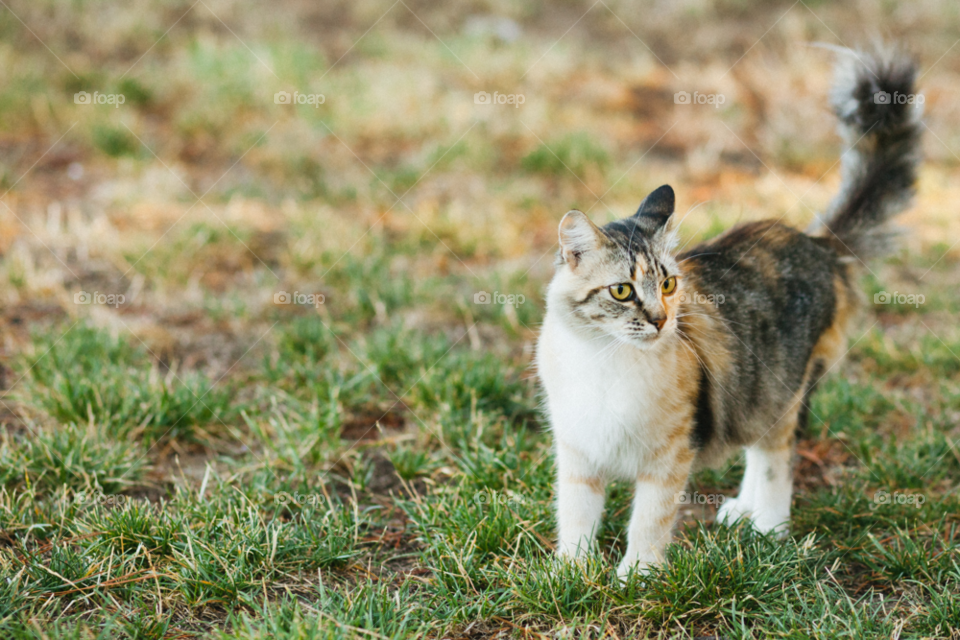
536 311 683 480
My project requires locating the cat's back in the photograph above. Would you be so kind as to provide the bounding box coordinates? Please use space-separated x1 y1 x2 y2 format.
677 219 855 446
682 220 840 283
680 220 844 334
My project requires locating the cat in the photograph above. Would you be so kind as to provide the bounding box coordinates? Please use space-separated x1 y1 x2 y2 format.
535 48 922 580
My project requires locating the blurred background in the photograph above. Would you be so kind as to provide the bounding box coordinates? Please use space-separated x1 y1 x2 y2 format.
1 1 960 635
1 0 958 374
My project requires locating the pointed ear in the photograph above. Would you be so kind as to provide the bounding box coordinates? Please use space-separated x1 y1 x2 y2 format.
558 210 603 267
633 185 675 232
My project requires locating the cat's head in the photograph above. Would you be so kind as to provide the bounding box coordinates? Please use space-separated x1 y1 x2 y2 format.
548 185 683 349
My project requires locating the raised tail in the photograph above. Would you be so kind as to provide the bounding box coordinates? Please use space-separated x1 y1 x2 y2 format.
809 48 923 259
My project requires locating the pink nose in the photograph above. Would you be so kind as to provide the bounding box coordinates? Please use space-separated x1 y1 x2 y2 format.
651 316 666 331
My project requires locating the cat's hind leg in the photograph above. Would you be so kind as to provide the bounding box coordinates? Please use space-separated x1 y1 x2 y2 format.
720 404 799 535
716 447 762 525
742 443 794 534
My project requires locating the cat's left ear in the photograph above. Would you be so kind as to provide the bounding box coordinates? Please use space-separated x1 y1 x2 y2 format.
633 185 675 232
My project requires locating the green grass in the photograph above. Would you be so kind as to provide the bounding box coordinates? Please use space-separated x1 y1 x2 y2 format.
521 131 611 179
19 324 238 443
1 0 959 636
0 422 147 494
3 281 959 637
92 125 138 158
0 476 369 633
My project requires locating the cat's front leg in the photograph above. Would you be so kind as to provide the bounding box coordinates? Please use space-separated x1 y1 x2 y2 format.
555 442 605 559
616 442 694 580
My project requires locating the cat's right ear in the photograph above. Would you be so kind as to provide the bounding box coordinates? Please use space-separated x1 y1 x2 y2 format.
559 210 603 268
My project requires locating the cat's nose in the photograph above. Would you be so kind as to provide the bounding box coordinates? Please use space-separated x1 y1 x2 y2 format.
651 315 667 332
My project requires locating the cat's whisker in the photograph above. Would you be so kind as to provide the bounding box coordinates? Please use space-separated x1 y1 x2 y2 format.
675 312 750 329
675 327 733 363
677 199 710 225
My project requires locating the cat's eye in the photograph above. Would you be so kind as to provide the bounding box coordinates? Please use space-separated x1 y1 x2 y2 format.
661 276 677 296
609 283 634 301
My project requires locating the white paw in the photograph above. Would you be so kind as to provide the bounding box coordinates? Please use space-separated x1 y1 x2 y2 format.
556 539 592 560
554 543 595 574
616 561 649 584
750 508 790 537
716 496 752 525
616 552 659 584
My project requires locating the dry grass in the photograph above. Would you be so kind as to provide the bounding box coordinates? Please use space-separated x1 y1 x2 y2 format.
0 0 959 637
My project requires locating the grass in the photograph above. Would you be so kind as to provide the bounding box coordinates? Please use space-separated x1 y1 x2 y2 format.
1 0 960 636
20 324 237 443
3 319 960 638
0 421 147 494
4 305 959 636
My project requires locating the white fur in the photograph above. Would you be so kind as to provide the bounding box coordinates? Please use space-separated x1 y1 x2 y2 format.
538 305 682 479
538 278 693 578
717 446 793 535
538 273 794 579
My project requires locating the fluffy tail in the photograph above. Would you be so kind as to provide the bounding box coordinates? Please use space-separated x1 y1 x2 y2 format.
809 48 923 258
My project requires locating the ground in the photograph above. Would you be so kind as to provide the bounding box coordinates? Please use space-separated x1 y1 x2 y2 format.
0 0 959 638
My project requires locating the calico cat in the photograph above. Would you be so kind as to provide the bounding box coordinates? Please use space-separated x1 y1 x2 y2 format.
536 49 922 579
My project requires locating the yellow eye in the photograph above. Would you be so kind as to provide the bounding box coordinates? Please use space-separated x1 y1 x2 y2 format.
661 276 677 296
610 283 633 301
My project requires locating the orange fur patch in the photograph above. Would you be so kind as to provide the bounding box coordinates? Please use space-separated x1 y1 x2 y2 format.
811 271 856 369
562 474 604 494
